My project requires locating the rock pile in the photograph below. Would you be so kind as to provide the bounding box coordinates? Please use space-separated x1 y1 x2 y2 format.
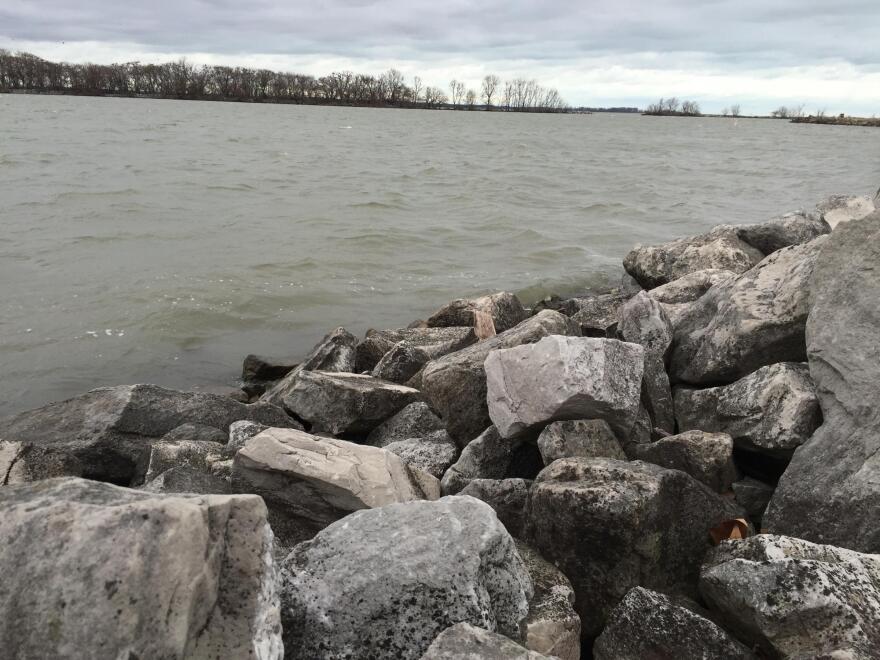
1 195 878 659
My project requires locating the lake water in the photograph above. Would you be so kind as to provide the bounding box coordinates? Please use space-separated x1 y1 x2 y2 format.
2 94 878 416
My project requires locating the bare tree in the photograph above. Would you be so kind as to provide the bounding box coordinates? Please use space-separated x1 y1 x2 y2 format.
449 79 465 107
680 100 701 116
410 76 422 104
481 74 500 106
730 104 741 117
465 88 477 109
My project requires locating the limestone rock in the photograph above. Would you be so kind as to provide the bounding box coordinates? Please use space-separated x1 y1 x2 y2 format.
648 268 737 329
700 535 880 658
280 496 533 660
356 326 477 373
280 371 423 435
460 478 531 536
816 193 876 229
594 587 755 660
421 623 552 660
537 419 625 465
427 291 528 334
568 291 632 336
232 428 437 547
440 425 523 495
765 213 880 552
736 209 830 255
628 431 738 493
669 236 827 385
0 477 282 659
674 362 821 457
227 420 269 456
384 430 459 479
522 457 743 636
486 336 644 440
421 310 580 443
366 401 446 447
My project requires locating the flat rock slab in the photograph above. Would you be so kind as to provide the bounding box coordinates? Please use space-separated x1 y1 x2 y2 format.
280 496 533 660
486 335 644 440
0 477 282 660
421 623 552 660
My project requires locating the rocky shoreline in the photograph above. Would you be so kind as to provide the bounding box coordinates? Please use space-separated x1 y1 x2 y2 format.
1 191 878 659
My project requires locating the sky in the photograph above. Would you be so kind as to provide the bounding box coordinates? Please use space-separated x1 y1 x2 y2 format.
2 0 879 115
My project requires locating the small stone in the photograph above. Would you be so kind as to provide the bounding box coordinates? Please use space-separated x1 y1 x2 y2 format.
537 419 625 465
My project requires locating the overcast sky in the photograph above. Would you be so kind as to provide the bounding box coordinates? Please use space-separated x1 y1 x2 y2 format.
2 0 879 114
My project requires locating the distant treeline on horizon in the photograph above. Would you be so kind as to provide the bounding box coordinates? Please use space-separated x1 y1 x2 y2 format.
0 50 571 113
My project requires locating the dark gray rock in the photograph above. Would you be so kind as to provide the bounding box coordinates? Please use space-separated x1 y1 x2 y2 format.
226 420 269 456
594 586 755 660
732 477 774 527
279 496 533 660
0 477 281 659
241 353 298 383
522 457 743 636
674 362 821 457
440 426 522 495
356 326 477 374
628 430 738 493
700 534 880 658
537 419 625 465
384 431 459 479
0 384 297 487
366 401 446 448
736 209 830 255
421 311 580 443
569 291 632 336
426 291 528 334
421 623 552 660
765 213 880 552
460 478 531 537
669 236 827 385
372 342 432 384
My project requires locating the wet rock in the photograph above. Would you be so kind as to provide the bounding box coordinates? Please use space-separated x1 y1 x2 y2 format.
700 534 880 658
227 420 269 456
736 209 830 255
0 477 281 659
669 236 827 385
421 623 551 660
486 336 644 440
366 401 446 447
569 291 632 336
427 291 528 334
459 478 531 536
522 457 743 636
816 193 876 229
440 425 522 495
232 428 438 547
623 225 764 290
594 586 755 660
421 310 580 443
384 430 459 479
280 371 423 435
241 354 299 395
765 213 880 552
674 362 821 457
0 383 296 487
628 430 737 493
279 496 533 660
356 326 477 374
537 419 625 465
516 542 581 660
732 477 774 527
260 327 358 406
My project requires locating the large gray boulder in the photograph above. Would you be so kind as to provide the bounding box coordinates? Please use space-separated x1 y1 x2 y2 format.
232 428 438 547
460 478 531 537
669 236 827 385
0 383 296 487
522 457 743 636
426 291 528 334
366 401 446 447
594 587 755 660
421 623 552 660
624 225 764 289
736 209 830 255
280 496 533 660
628 430 737 493
537 419 625 465
440 425 523 495
421 310 580 443
816 193 876 229
0 478 282 659
486 336 644 440
674 362 821 457
700 535 880 658
280 371 423 435
765 213 880 552
384 431 459 479
358 326 477 374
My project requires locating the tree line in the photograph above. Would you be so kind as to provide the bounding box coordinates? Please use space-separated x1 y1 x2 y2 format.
0 50 568 112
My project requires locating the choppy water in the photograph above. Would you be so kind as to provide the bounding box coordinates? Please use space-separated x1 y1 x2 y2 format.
1 94 878 416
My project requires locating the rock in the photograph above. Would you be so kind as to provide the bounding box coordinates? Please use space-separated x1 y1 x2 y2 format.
384 431 459 479
280 371 423 435
0 383 297 487
427 291 528 334
159 422 228 444
279 496 533 660
624 225 765 290
669 236 827 385
765 213 880 551
816 193 876 229
736 210 830 255
732 477 774 527
628 431 737 493
366 401 446 447
372 342 432 384
648 268 737 329
459 478 531 536
356 326 477 374
143 439 226 483
622 404 653 454
242 353 298 383
232 428 438 547
421 623 552 660
421 310 580 443
0 477 282 659
569 291 632 336
536 419 625 465
516 542 581 660
227 420 269 455
593 586 755 660
440 425 523 495
674 362 821 457
486 336 644 440
522 457 743 636
700 534 880 658
260 327 358 406
141 464 232 494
